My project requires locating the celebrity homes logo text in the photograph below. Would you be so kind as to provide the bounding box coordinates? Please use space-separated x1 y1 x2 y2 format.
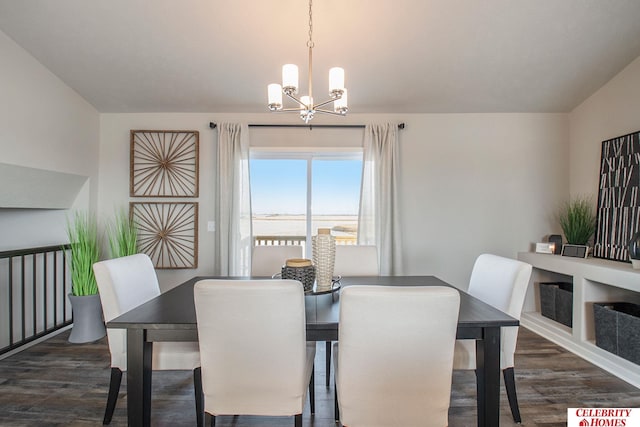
568 408 639 426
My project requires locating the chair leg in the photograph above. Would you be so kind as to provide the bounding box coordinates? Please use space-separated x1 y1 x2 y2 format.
103 367 122 425
334 378 340 423
194 367 204 427
294 413 302 427
503 367 522 423
309 364 315 414
205 413 215 427
325 341 332 387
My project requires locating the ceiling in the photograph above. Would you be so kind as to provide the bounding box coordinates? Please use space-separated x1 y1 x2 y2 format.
1 0 640 114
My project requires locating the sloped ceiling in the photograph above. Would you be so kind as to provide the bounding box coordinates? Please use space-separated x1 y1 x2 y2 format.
1 0 639 114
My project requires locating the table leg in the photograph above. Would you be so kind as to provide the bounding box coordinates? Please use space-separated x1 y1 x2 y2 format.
127 329 153 427
476 326 501 427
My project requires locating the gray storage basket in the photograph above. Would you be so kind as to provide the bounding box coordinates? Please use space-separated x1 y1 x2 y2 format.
539 282 573 327
593 302 640 365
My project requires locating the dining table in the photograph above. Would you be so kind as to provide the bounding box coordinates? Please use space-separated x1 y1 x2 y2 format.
107 275 518 427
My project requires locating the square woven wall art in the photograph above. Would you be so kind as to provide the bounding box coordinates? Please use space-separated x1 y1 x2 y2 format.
130 202 198 269
130 130 199 197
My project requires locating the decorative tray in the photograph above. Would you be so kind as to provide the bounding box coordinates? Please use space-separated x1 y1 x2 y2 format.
306 277 342 295
271 274 341 295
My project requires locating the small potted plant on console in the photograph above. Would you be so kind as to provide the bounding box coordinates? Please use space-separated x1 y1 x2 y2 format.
558 196 596 258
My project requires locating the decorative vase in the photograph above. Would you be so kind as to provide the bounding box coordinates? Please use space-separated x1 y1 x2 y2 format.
629 231 640 270
68 293 106 343
281 258 316 293
312 228 336 291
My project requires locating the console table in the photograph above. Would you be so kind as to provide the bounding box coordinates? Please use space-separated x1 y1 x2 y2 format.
517 252 640 388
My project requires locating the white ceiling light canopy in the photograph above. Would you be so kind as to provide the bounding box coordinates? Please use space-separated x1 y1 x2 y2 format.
267 0 348 123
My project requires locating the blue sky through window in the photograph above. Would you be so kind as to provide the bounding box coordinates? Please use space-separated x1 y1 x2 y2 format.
312 160 362 215
250 158 362 215
250 159 306 215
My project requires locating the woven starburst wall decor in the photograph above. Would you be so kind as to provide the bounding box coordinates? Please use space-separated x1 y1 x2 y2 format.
130 130 199 197
129 130 199 269
130 202 198 269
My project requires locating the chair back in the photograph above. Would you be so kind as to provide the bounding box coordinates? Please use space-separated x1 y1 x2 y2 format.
251 245 303 276
336 285 460 427
93 254 161 369
194 279 308 416
467 253 533 368
333 245 378 276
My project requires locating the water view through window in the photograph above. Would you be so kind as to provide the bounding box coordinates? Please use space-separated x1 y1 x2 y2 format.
250 155 363 255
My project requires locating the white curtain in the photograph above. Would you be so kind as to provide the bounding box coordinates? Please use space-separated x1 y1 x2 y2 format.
358 123 403 275
214 123 252 276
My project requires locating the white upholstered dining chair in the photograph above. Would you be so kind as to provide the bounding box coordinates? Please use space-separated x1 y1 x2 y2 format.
193 279 316 427
93 254 202 425
333 244 379 277
251 245 303 277
325 245 379 386
453 253 532 423
334 285 460 427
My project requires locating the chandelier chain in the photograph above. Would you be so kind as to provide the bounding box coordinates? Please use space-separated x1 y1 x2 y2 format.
307 0 314 48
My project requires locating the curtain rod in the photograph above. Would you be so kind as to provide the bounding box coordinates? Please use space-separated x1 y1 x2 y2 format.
209 122 405 130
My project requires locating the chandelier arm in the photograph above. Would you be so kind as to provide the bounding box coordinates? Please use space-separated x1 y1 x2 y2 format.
271 108 310 113
315 109 348 117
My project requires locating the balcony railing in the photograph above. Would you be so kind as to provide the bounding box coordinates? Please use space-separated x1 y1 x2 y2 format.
254 235 306 246
253 235 356 247
0 244 73 356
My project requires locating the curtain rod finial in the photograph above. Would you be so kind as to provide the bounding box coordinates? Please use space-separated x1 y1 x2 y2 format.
209 122 217 129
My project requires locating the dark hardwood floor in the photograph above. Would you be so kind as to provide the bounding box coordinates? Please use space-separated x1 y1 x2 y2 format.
0 327 638 426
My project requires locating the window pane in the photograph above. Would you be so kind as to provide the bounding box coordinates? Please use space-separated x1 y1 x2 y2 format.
311 159 362 244
250 159 307 243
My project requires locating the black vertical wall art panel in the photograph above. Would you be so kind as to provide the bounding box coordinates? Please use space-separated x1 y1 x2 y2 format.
593 131 640 262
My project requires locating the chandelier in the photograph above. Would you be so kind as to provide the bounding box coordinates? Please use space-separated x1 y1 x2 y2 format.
267 0 348 123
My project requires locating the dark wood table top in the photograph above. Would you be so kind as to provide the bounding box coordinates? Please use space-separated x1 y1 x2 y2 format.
107 275 518 333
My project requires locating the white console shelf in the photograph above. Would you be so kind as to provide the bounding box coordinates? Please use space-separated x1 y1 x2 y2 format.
517 252 640 388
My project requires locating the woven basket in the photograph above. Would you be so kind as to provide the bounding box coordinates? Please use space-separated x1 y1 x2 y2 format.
281 259 316 292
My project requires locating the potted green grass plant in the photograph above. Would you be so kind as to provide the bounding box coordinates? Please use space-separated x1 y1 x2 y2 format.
66 211 105 343
108 209 139 258
558 196 597 257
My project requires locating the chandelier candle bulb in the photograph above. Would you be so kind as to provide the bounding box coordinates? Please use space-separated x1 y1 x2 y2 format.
282 64 299 94
329 67 345 95
267 84 283 110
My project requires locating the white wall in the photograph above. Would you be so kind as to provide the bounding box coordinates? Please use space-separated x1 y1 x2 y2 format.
100 112 568 290
0 23 573 291
0 30 100 250
569 56 640 198
398 113 568 287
